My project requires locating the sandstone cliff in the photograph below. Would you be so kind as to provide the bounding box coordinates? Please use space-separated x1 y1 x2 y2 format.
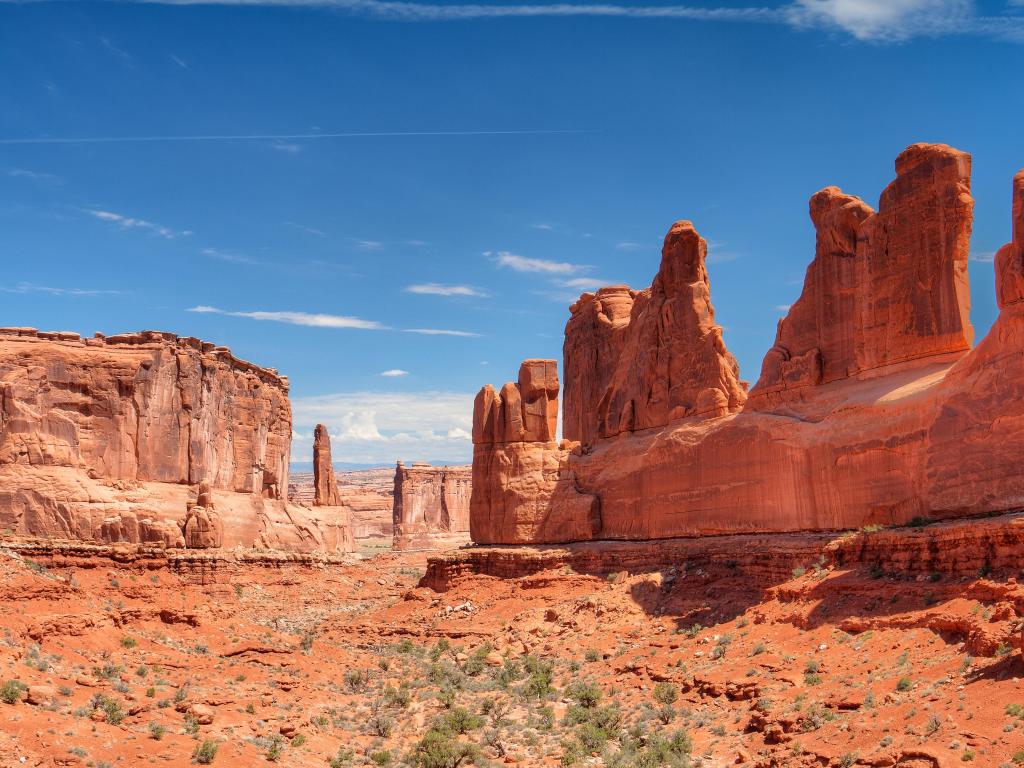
392 461 471 551
0 329 352 552
470 144 1024 545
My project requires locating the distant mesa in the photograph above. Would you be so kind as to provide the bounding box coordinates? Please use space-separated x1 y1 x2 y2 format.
469 143 1024 545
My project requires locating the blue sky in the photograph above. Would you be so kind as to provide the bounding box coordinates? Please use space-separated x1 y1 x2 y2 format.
2 0 1022 467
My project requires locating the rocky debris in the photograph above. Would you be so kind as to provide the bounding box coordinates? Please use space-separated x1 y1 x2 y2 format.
312 424 342 507
469 145 1024 545
392 462 471 551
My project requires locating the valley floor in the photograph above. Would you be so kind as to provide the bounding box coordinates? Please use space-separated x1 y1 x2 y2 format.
1 526 1024 768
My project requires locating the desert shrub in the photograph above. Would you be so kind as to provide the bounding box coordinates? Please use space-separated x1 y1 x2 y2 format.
384 684 412 709
520 656 555 700
896 677 913 692
121 636 137 649
328 747 355 767
409 728 480 768
0 680 26 705
653 683 678 706
149 722 166 740
192 739 218 764
584 649 600 663
343 669 369 692
566 680 601 709
436 707 483 735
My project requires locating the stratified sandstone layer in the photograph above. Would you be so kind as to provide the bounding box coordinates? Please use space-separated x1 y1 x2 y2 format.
392 462 471 551
470 144 1024 545
0 329 352 552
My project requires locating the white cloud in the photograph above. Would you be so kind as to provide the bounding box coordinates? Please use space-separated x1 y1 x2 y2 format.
87 209 187 239
202 247 257 264
287 222 326 237
560 276 616 291
170 54 188 68
187 305 386 329
490 250 583 274
290 390 474 465
970 250 996 263
403 328 481 337
1 282 120 296
774 304 792 312
7 168 61 184
785 0 975 41
380 369 410 377
272 142 301 153
15 0 1019 44
355 239 383 251
616 242 642 251
405 283 488 297
531 223 554 230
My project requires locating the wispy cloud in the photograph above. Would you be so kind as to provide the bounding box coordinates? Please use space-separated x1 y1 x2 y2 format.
187 305 386 329
202 247 257 264
490 250 584 274
0 129 586 146
100 36 133 66
355 239 383 251
87 209 190 239
7 0 1019 43
287 222 326 237
7 168 62 185
531 223 554 231
272 142 302 154
773 303 792 312
970 250 996 263
403 328 482 337
1 282 120 297
380 369 410 377
170 54 189 68
560 276 616 291
291 390 474 465
405 283 488 297
615 241 642 251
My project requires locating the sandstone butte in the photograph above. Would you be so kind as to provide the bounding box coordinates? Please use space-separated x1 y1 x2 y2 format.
471 143 1024 545
0 329 351 553
392 461 472 551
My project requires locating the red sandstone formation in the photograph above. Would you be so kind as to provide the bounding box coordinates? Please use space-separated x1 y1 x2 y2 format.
0 329 352 552
595 221 747 437
470 144 1024 546
392 461 471 550
753 143 974 400
471 361 600 544
313 424 342 506
181 482 224 549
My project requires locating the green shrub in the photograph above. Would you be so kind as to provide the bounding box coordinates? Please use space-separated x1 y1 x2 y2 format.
0 680 26 705
192 739 219 764
121 636 137 649
896 677 913 692
149 722 166 740
409 728 480 768
566 680 601 709
652 682 678 706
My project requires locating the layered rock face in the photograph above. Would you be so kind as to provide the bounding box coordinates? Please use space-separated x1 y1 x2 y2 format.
471 360 600 544
0 329 352 552
312 424 342 506
470 144 1024 545
392 462 471 550
753 143 974 400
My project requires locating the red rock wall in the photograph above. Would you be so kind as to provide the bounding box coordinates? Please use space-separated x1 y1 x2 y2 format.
469 144 1024 546
392 462 472 550
0 329 352 553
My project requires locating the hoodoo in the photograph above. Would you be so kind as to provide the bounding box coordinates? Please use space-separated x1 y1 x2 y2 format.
469 144 1024 545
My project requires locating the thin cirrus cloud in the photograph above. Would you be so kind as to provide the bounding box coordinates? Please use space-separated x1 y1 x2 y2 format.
10 0 1022 44
405 283 488 297
86 209 190 240
186 306 481 336
2 282 121 297
559 276 618 291
380 369 410 377
187 305 387 329
489 250 584 274
202 247 257 265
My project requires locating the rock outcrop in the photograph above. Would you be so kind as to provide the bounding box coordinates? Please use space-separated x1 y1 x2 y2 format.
0 330 352 552
182 483 224 549
469 144 1024 546
312 424 342 506
392 462 471 551
471 360 600 544
290 468 394 539
752 143 974 401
